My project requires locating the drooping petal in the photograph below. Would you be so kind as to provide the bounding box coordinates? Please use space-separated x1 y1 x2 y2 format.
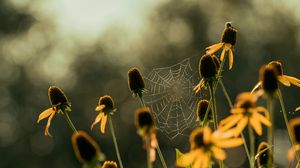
194 79 205 94
234 117 248 137
278 76 291 86
211 146 226 160
219 114 243 132
296 107 300 111
37 108 55 123
256 106 269 119
200 153 210 168
203 127 212 143
91 112 104 130
283 75 300 87
150 147 156 162
254 112 272 127
220 48 226 61
250 117 263 135
251 82 262 94
192 156 203 168
95 105 105 111
215 138 244 148
177 150 198 167
231 108 245 114
45 111 56 136
100 115 108 134
206 43 224 55
228 48 234 70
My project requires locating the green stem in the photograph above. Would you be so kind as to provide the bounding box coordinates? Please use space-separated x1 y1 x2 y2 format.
63 111 77 133
138 93 146 107
278 89 299 162
108 115 124 168
146 136 152 168
201 97 212 127
156 145 167 168
248 125 255 168
208 83 217 130
266 96 274 167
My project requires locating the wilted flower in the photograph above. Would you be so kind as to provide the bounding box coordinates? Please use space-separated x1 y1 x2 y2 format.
194 55 220 93
206 22 237 70
37 86 71 136
256 142 272 168
101 161 117 168
219 92 271 136
195 99 212 123
128 67 145 97
135 108 158 162
72 131 104 165
91 95 116 134
177 127 243 168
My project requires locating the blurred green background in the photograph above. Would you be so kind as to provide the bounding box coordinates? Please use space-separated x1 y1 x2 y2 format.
1 0 300 167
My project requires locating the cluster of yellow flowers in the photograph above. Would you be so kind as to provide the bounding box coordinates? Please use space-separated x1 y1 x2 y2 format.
36 22 300 168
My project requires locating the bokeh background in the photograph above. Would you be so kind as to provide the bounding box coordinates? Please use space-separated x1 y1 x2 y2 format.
1 0 300 167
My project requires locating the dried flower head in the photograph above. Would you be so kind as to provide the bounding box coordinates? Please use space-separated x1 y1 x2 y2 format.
37 86 71 136
200 54 219 79
92 95 116 134
72 131 103 164
128 67 145 97
196 99 212 122
260 65 279 95
135 107 155 137
101 161 118 168
211 55 221 70
256 142 272 168
206 22 237 70
177 127 244 168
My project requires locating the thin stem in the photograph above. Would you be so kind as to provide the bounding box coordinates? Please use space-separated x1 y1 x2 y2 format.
248 125 255 168
208 83 217 130
108 115 124 168
278 89 300 162
201 97 212 127
63 111 77 132
156 145 167 168
266 96 274 167
138 94 146 107
146 136 152 168
219 79 233 107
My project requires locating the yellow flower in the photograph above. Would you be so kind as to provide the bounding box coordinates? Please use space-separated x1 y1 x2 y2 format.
296 107 300 111
219 92 271 136
177 127 243 168
91 95 116 134
287 117 300 163
252 61 300 95
256 142 273 168
37 86 71 136
72 131 105 165
135 107 158 162
101 161 118 168
206 22 237 70
194 54 220 93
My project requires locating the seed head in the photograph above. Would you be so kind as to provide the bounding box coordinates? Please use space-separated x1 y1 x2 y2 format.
260 65 279 95
48 86 70 106
196 99 212 122
221 23 237 45
135 107 155 136
199 55 218 79
98 95 115 113
101 161 117 168
268 61 283 76
190 128 205 149
289 118 300 143
211 55 220 70
257 142 272 167
72 131 101 164
128 67 145 96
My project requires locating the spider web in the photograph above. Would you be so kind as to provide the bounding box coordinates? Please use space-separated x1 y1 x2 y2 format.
144 57 200 140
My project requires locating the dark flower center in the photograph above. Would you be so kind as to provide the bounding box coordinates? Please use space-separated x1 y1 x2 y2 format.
99 95 114 112
261 66 279 94
194 132 205 148
221 26 237 45
76 136 97 163
48 86 69 106
199 55 218 79
128 67 145 95
196 100 212 121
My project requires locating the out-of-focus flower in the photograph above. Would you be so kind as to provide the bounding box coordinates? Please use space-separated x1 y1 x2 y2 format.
195 99 212 124
256 142 273 168
287 117 300 163
37 86 71 136
101 161 117 168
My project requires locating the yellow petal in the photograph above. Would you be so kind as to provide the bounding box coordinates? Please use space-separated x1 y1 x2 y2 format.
250 117 263 136
296 107 300 111
91 112 104 130
37 108 55 123
278 76 291 86
192 156 203 168
211 146 226 160
220 48 226 61
200 153 210 168
177 150 198 167
251 82 262 94
100 115 108 134
234 117 248 137
228 48 233 70
255 112 272 127
231 108 245 114
203 127 212 143
95 105 105 111
215 138 244 148
45 111 56 136
256 106 269 119
150 147 156 162
219 114 243 132
206 43 224 55
284 75 300 87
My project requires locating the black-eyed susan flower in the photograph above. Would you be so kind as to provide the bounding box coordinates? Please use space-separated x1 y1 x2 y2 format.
194 55 220 93
135 107 158 163
128 67 146 97
287 117 300 163
195 99 212 124
91 95 116 134
219 92 271 137
256 142 272 168
206 22 237 70
37 86 72 136
177 127 244 168
101 161 117 168
72 131 105 166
